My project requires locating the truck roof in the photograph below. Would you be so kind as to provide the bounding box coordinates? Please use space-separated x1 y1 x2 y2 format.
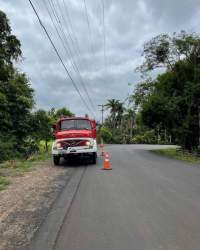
59 116 94 122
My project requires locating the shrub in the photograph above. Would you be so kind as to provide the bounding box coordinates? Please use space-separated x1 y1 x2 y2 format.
132 134 145 144
0 135 19 162
132 130 156 144
100 126 112 143
0 135 40 163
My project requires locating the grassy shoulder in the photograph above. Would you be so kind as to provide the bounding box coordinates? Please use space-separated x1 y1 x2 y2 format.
0 176 10 191
0 141 52 191
152 148 200 164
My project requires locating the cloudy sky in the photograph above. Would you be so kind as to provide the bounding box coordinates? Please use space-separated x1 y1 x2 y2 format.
1 0 200 120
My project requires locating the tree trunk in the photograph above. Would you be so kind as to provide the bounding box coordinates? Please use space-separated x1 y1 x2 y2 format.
198 106 200 147
169 135 172 144
130 117 133 140
157 126 160 144
164 127 167 143
45 140 48 152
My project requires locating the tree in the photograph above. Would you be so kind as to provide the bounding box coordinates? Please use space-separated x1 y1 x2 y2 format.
129 79 155 109
105 99 124 129
0 10 34 161
100 126 112 143
103 100 136 144
123 108 135 140
134 31 200 150
105 99 120 128
1 72 34 137
48 107 74 124
31 110 52 151
0 10 21 79
115 101 124 128
137 31 200 74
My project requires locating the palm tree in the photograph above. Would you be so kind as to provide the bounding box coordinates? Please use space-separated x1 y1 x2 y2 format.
124 108 135 139
105 99 121 128
115 102 124 128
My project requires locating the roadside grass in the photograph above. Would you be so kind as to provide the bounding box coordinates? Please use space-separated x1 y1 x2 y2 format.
0 141 52 191
152 148 200 164
39 140 53 152
0 151 51 174
0 176 10 191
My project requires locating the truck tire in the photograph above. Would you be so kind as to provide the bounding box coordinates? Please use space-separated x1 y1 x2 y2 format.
91 153 97 164
53 155 60 166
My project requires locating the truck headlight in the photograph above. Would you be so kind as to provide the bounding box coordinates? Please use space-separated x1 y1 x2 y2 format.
85 141 91 146
85 140 93 148
56 142 63 149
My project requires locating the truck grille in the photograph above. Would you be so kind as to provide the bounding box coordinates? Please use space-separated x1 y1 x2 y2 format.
61 140 87 149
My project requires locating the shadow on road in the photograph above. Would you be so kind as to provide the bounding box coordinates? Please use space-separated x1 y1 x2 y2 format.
59 156 95 168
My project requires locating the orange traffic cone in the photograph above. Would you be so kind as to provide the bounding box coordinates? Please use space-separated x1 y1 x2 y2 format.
103 153 112 170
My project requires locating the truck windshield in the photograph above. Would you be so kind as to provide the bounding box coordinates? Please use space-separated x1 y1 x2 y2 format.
60 119 91 130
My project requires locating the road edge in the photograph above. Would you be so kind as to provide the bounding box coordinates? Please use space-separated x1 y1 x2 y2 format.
28 167 86 250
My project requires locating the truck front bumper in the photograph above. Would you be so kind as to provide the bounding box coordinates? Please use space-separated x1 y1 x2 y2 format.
52 139 97 156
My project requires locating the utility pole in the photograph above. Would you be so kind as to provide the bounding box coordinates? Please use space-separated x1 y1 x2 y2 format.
98 104 106 125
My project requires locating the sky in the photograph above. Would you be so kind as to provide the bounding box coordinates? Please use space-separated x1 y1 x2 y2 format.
1 0 200 121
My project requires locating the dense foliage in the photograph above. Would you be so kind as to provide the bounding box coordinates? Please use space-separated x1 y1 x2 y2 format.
100 99 135 144
132 31 200 150
0 10 74 162
0 10 34 161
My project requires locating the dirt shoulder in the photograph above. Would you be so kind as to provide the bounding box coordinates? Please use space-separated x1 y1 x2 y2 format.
0 161 74 250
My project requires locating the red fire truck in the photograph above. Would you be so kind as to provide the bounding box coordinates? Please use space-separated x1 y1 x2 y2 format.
52 115 97 165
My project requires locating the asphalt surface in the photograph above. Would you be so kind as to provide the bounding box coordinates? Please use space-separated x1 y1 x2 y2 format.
33 145 200 250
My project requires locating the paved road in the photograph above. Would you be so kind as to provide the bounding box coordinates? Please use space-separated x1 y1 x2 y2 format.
34 145 200 250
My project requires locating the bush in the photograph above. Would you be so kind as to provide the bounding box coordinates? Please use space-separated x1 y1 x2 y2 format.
132 134 145 144
0 135 39 163
19 137 39 159
132 130 156 144
111 129 124 144
0 135 19 162
100 126 112 143
196 145 200 156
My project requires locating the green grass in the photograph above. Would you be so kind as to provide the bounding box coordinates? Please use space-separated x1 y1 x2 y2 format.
152 148 200 164
3 152 51 172
0 149 51 190
39 140 53 153
0 140 53 191
0 176 10 191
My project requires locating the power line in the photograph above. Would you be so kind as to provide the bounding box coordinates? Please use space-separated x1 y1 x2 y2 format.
53 0 82 66
101 0 106 75
28 0 95 117
62 0 82 56
44 0 96 115
83 0 96 57
50 0 97 112
39 0 96 118
61 0 98 110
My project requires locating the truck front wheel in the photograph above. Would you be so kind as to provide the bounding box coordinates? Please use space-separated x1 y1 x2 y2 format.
53 155 60 166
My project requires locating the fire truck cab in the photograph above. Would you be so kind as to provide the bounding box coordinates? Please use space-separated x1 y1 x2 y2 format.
52 116 97 165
